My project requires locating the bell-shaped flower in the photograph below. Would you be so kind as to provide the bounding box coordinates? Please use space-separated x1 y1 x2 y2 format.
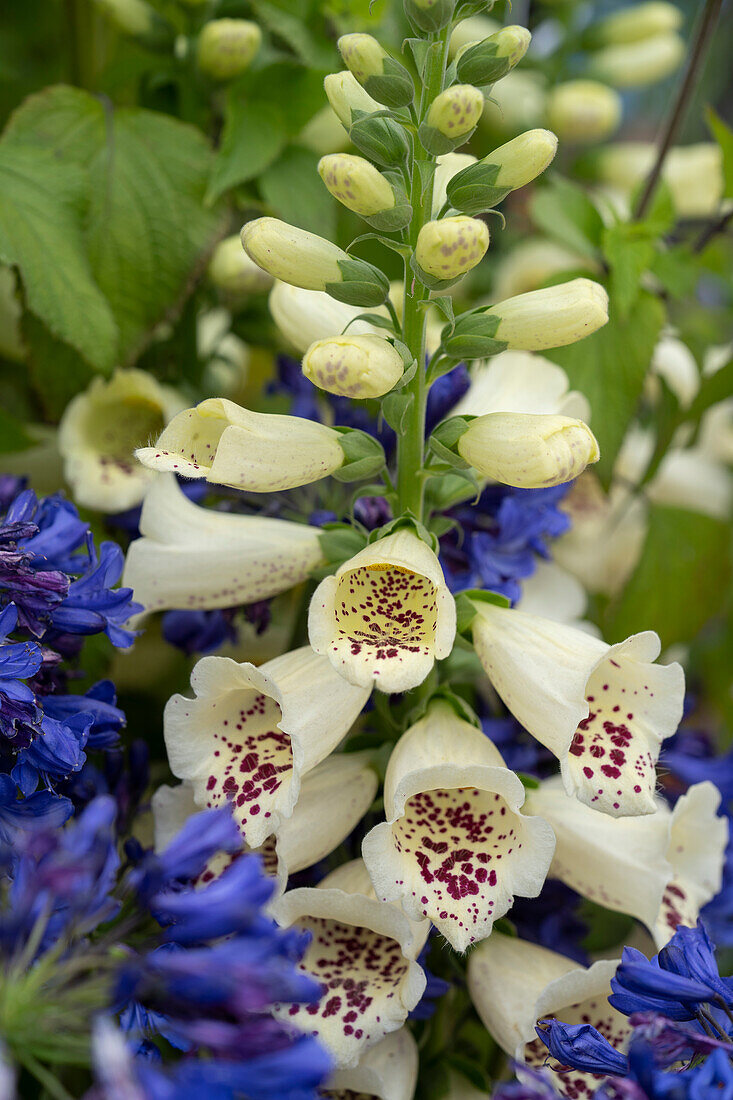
58 369 185 513
525 777 727 948
324 1027 419 1100
309 530 456 694
517 559 589 625
271 859 428 1069
269 280 388 355
467 933 630 1099
456 412 599 489
470 602 685 816
162 646 370 849
122 475 322 615
136 398 345 493
362 700 555 951
450 350 590 422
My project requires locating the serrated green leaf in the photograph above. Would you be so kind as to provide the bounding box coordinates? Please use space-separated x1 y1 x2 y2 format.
602 223 655 319
530 176 605 259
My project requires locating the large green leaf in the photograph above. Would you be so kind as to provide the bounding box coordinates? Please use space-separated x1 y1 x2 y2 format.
604 504 732 648
530 176 605 260
549 290 664 486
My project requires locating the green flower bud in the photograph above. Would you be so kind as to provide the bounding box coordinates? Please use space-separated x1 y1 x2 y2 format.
241 218 389 307
405 0 456 34
303 334 404 399
338 34 415 109
419 85 485 155
318 155 412 231
587 2 683 47
482 279 609 351
546 80 621 143
439 310 508 360
415 216 490 288
456 25 532 86
197 19 261 81
456 411 600 487
589 33 685 89
208 235 273 297
446 129 558 214
324 72 410 167
92 0 173 47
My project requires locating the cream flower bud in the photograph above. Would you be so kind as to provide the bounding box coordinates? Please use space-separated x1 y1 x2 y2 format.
269 282 387 355
136 398 345 493
324 70 383 128
303 334 404 399
487 279 609 351
362 701 555 951
590 33 685 89
415 216 489 287
420 85 485 154
241 217 389 306
456 25 531 86
207 234 273 296
309 530 456 694
547 80 622 143
457 412 600 488
590 1 683 46
196 19 261 81
596 143 724 219
317 154 411 230
446 129 558 213
338 33 414 108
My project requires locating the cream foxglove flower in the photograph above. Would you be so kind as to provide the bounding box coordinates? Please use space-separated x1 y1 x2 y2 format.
526 777 727 948
136 398 345 492
450 351 590 422
122 475 322 615
58 369 185 513
208 234 274 297
649 335 699 409
596 143 724 219
468 934 629 1099
309 531 456 694
456 412 599 488
362 701 555 951
486 279 609 351
302 334 404 399
163 647 370 850
415 216 489 284
517 559 589 625
471 602 685 816
432 152 477 217
269 280 386 355
589 33 684 90
271 859 427 1069
324 1028 418 1100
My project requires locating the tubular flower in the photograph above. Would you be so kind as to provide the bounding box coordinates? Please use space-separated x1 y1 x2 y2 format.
271 859 428 1069
486 280 609 351
362 700 555 951
450 351 590 421
269 281 388 355
526 778 728 948
58 369 185 513
162 647 371 849
308 530 457 694
302 334 404 399
122 475 322 615
135 398 345 493
467 934 630 1100
470 603 685 816
324 1027 419 1100
456 412 600 488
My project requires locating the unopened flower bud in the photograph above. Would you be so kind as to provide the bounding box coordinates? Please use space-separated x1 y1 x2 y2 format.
589 33 685 89
338 34 414 108
588 2 682 47
404 0 456 34
196 19 261 81
420 85 485 155
241 218 389 307
486 279 609 350
92 0 172 46
303 335 404 399
547 80 622 143
457 412 600 487
208 235 273 296
456 25 531 86
446 130 557 214
415 216 489 287
318 154 411 231
449 15 502 56
324 72 410 167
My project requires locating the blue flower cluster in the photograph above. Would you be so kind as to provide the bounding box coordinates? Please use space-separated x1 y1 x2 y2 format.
0 478 139 841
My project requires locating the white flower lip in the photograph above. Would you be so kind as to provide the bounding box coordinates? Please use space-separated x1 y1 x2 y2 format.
136 397 345 493
162 647 370 849
450 351 590 422
362 701 555 951
122 474 322 615
271 860 427 1069
308 530 457 694
471 603 685 816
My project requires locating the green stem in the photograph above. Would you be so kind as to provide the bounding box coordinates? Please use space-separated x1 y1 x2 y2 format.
396 27 451 520
18 1053 76 1100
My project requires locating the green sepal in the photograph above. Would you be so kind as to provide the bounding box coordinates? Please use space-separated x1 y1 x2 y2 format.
363 57 415 109
418 120 479 157
368 513 439 555
440 308 507 359
348 113 410 168
404 0 456 34
342 312 396 335
428 416 473 467
410 253 465 292
317 522 369 570
381 390 414 433
446 161 511 215
331 427 387 483
456 41 512 87
426 355 461 385
455 588 511 634
326 258 390 307
363 195 413 233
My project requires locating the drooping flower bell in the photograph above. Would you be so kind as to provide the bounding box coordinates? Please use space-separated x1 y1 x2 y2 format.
546 81 622 143
419 85 485 155
308 530 456 694
362 700 555 951
196 19 261 81
473 280 609 352
445 130 558 214
208 234 274 297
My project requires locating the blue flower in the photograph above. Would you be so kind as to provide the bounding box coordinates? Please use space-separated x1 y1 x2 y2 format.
48 541 141 648
43 681 126 751
162 608 239 656
0 774 72 847
536 1018 629 1077
0 604 43 749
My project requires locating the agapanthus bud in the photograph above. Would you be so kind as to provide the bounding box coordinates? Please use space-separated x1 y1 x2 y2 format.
338 33 414 108
419 85 485 155
324 72 409 167
546 80 622 143
588 1 683 47
446 129 558 214
457 412 600 487
456 25 531 86
208 234 273 296
92 0 172 46
196 19 261 81
303 334 404 399
415 216 489 288
589 33 685 89
241 218 389 307
317 154 411 231
404 0 456 34
485 279 609 350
